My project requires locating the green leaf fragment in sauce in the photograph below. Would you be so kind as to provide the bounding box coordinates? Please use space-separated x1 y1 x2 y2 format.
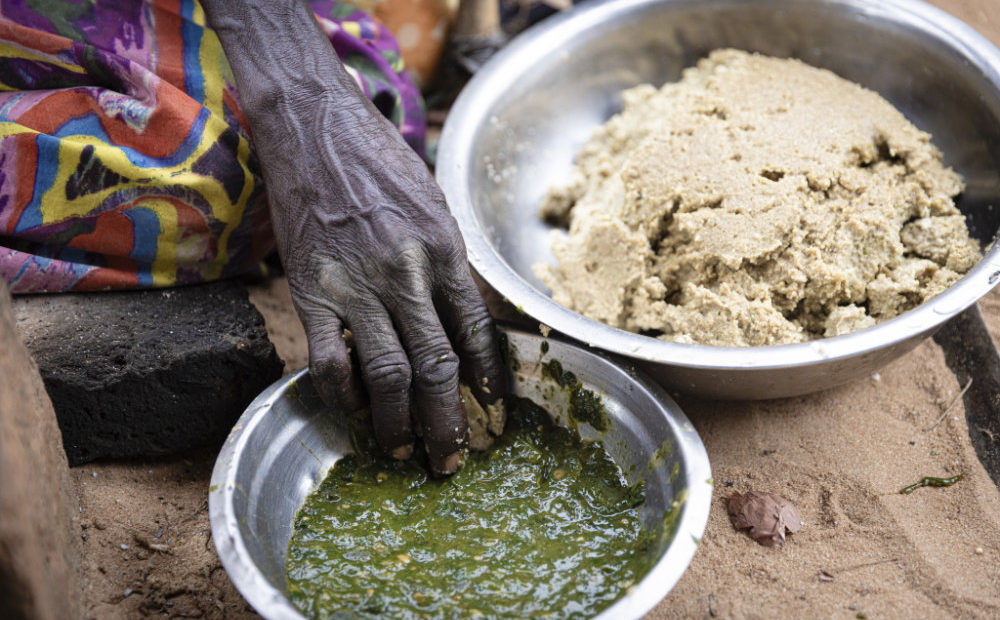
541 360 610 431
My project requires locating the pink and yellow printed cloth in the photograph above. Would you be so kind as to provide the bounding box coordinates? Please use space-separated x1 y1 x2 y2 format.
0 0 425 292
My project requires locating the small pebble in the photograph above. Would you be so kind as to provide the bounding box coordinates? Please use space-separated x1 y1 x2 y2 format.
123 588 133 598
976 547 984 555
119 544 129 551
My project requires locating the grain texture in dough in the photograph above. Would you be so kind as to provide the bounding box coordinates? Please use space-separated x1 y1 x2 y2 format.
535 50 981 346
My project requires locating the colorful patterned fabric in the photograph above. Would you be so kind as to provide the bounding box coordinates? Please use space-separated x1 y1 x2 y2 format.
0 0 425 293
348 0 455 88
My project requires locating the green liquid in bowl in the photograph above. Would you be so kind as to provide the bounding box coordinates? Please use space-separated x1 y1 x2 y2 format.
285 397 655 619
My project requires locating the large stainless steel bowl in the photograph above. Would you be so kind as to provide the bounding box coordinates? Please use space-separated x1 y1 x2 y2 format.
209 327 712 620
437 0 1000 399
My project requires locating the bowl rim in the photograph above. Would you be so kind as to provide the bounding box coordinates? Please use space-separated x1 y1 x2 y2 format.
209 371 305 620
209 326 714 620
437 0 1000 371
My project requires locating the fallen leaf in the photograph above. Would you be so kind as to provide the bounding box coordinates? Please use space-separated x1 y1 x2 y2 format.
726 490 802 546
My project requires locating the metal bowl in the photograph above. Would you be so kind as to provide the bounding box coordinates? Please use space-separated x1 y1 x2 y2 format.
437 0 1000 399
209 326 712 620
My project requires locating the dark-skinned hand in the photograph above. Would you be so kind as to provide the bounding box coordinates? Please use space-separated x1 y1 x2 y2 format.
202 0 507 475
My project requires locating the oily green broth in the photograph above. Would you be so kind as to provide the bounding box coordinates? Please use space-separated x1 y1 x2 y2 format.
285 397 655 619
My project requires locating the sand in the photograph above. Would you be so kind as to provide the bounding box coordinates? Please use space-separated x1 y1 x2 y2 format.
658 335 1000 618
73 447 257 619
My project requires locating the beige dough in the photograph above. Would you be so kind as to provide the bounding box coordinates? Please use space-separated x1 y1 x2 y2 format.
459 384 505 450
535 50 982 346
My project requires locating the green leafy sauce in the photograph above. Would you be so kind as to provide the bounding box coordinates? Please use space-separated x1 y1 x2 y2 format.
286 397 654 619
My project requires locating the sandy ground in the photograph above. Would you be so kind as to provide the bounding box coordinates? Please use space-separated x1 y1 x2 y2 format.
72 278 1000 619
661 335 1000 618
74 448 255 619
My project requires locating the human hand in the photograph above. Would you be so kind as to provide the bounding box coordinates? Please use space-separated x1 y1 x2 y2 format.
200 0 507 475
261 97 506 474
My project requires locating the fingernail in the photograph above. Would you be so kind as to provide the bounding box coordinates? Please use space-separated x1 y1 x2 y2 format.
441 451 465 475
392 444 414 460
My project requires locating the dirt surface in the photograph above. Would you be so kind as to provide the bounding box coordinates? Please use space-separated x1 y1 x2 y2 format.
74 448 257 620
982 289 1000 345
247 277 308 374
657 330 1000 618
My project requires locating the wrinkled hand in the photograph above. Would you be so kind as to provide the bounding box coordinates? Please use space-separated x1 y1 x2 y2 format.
200 0 507 475
260 95 506 475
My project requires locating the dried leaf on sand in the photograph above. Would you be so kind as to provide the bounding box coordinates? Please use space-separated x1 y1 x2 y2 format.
727 491 802 546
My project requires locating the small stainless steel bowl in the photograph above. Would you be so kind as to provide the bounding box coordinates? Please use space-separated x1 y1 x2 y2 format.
209 326 712 620
437 0 1000 399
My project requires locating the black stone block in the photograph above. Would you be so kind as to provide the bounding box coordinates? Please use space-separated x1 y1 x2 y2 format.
12 281 284 465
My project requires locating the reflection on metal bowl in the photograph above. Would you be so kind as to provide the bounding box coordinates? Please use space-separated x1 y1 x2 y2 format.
209 326 712 619
437 0 1000 399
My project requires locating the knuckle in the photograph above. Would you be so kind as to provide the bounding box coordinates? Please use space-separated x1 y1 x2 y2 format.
390 243 425 267
457 308 496 351
413 351 460 395
396 208 459 257
427 225 465 263
363 350 412 393
373 243 429 283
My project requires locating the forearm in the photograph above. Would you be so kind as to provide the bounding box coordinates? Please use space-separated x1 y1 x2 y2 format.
201 0 359 125
202 0 404 243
